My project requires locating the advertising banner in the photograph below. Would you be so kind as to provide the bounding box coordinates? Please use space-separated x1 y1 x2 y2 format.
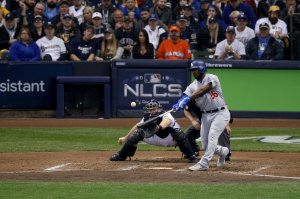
112 60 191 117
0 62 72 108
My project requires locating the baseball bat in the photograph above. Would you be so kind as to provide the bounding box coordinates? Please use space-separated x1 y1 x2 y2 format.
137 109 174 129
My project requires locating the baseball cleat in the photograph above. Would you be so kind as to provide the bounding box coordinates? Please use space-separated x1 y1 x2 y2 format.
189 163 208 171
189 155 199 163
110 153 127 161
217 147 229 168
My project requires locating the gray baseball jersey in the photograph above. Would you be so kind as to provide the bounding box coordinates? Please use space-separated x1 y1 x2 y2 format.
184 74 227 112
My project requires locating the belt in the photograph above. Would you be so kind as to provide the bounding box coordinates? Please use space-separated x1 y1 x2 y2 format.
202 107 225 114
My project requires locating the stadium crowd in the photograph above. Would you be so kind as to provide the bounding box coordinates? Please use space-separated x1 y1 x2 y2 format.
0 0 299 61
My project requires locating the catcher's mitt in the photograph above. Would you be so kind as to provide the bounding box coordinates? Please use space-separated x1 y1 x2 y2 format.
137 121 161 138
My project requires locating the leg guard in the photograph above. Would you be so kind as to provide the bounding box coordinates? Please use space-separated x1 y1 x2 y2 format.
110 130 143 161
171 129 198 162
185 125 200 153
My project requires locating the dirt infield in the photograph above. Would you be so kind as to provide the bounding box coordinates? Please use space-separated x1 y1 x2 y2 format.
0 118 300 183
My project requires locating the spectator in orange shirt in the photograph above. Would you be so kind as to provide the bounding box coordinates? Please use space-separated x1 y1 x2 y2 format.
156 25 192 60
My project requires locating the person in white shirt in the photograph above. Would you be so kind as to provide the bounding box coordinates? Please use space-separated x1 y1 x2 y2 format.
235 13 255 48
144 14 166 50
69 0 85 24
214 26 246 60
36 21 67 61
255 5 288 40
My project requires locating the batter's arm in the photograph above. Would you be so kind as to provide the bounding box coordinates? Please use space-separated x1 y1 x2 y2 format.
190 82 213 100
118 123 139 144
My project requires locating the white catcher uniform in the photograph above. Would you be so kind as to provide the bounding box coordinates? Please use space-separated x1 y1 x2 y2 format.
184 73 230 168
140 112 179 147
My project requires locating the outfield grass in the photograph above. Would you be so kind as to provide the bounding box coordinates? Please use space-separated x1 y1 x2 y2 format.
0 181 299 199
0 127 299 152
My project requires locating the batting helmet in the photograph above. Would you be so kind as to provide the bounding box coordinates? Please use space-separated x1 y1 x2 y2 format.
189 61 207 74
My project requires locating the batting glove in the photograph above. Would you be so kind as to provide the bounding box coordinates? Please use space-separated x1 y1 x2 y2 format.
172 95 191 112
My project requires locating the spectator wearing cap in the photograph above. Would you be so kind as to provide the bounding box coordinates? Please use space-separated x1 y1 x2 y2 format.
30 15 46 41
214 26 246 60
0 13 21 52
69 0 86 24
144 14 167 49
132 29 155 59
255 5 288 40
119 0 141 21
246 22 284 60
36 21 67 61
156 24 192 60
222 0 257 29
56 14 82 59
197 16 225 54
44 0 59 22
115 16 138 58
69 26 97 61
94 0 116 27
257 0 286 19
53 0 80 27
79 6 94 34
92 12 106 49
95 28 124 60
199 5 226 31
9 26 41 61
176 14 197 51
150 0 173 26
135 7 165 32
235 13 255 48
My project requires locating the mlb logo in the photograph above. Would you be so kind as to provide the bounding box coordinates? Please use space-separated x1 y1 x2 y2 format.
144 73 161 83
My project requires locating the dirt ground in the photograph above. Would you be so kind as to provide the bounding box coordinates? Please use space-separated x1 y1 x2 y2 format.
0 118 300 183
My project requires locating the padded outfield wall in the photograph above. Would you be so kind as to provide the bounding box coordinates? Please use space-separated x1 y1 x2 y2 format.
0 60 299 118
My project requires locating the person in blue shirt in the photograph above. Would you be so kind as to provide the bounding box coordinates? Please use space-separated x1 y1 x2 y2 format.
69 26 97 61
9 26 41 61
222 0 257 29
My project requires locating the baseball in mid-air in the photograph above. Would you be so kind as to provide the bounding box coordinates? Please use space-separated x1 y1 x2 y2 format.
130 102 137 108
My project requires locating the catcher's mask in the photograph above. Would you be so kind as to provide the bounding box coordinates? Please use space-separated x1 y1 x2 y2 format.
144 99 162 117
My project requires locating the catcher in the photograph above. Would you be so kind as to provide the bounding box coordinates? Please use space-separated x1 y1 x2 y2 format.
110 99 198 162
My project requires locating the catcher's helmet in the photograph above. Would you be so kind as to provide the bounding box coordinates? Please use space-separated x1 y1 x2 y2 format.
188 61 207 74
144 99 162 113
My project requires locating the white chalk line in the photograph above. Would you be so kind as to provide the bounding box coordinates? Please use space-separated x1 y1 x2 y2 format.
44 163 72 171
223 171 300 180
222 166 300 180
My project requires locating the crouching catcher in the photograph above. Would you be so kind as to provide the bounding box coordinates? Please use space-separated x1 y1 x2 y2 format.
110 99 198 162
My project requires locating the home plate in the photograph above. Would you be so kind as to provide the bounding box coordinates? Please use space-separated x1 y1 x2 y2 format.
144 167 173 170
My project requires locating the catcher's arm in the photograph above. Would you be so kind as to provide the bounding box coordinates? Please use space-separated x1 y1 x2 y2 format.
118 123 139 144
158 117 172 130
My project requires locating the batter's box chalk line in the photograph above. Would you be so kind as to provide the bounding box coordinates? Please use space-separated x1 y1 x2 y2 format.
222 166 300 180
44 163 87 172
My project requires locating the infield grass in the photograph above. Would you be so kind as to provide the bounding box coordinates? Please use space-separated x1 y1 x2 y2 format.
0 127 299 152
0 181 299 199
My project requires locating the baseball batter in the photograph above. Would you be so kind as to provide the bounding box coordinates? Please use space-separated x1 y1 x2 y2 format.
110 99 198 162
173 60 230 171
